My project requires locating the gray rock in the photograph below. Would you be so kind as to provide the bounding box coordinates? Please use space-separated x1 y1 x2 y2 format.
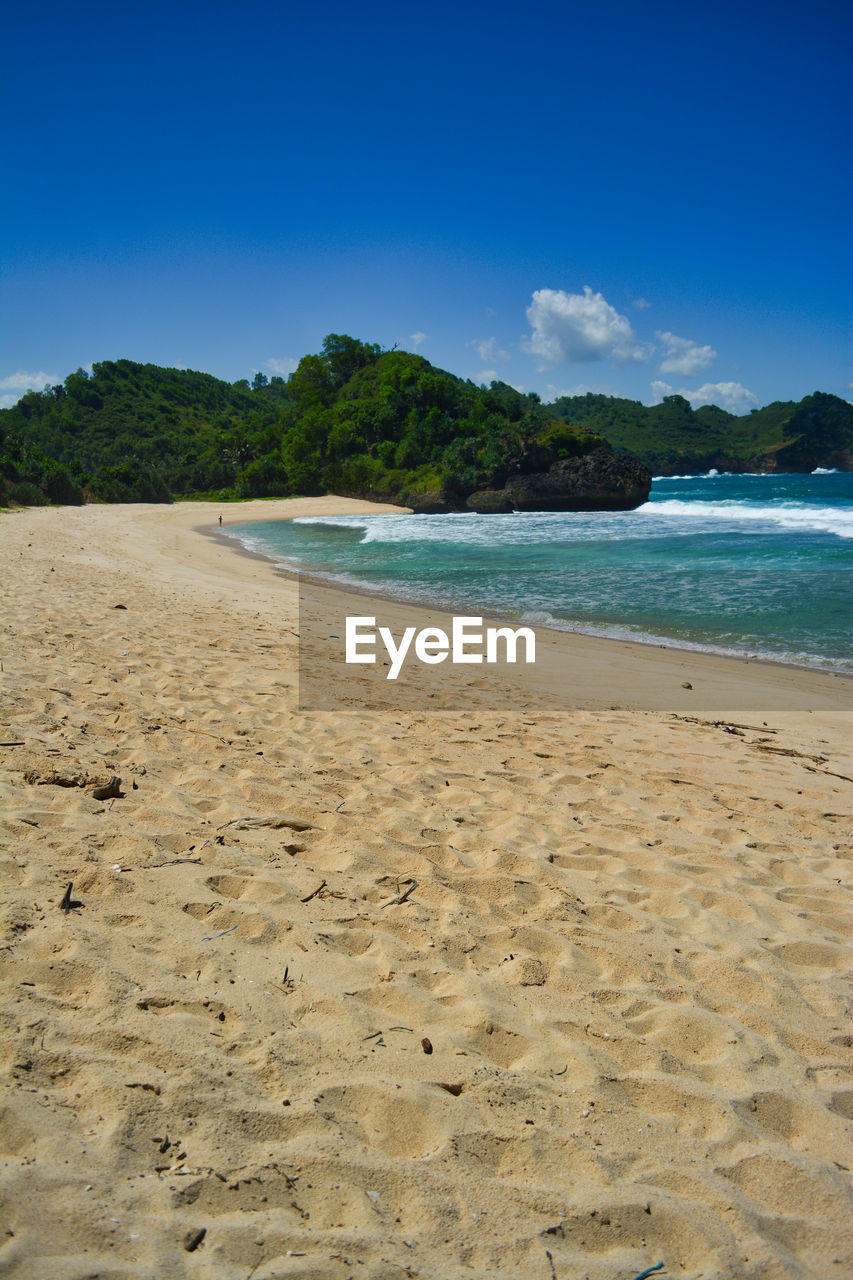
466 489 514 514
406 492 462 514
506 446 651 511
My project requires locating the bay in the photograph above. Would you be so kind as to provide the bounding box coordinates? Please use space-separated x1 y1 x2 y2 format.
226 471 853 671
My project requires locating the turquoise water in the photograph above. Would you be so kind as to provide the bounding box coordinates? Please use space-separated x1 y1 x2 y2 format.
227 471 853 671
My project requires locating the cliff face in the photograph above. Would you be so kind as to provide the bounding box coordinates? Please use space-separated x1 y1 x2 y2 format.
744 397 853 473
465 445 652 514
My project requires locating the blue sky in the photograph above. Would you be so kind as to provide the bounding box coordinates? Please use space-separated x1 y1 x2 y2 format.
2 0 851 412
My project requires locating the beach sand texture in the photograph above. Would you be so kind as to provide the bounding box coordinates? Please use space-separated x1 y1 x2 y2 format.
2 498 851 1280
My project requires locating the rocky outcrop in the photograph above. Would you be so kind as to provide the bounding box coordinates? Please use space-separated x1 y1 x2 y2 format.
466 489 515 514
405 444 652 514
507 447 651 511
461 446 651 513
406 492 461 514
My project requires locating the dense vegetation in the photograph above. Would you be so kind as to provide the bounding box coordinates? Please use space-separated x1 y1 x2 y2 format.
0 361 290 506
1 335 850 507
548 391 853 474
0 337 603 506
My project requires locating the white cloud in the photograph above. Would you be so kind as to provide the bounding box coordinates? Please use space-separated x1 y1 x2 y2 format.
472 336 510 363
267 356 298 376
651 379 758 414
633 297 652 310
0 369 58 393
524 287 649 368
0 369 59 409
656 331 717 376
409 331 427 348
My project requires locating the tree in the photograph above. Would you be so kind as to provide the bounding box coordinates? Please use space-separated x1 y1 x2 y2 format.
320 334 381 389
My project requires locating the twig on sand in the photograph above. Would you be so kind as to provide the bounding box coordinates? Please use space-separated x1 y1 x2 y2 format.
544 1248 556 1280
717 720 777 733
756 744 827 763
147 857 203 868
301 879 327 903
382 878 418 907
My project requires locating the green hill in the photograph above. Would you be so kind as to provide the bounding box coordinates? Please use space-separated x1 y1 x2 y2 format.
0 338 603 506
548 391 853 474
0 360 290 504
1 337 850 507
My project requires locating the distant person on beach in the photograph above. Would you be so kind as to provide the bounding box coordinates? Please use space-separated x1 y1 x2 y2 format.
218 514 222 526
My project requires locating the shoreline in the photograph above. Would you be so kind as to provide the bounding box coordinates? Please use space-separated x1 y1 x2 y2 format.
208 511 853 683
4 496 849 701
183 499 851 714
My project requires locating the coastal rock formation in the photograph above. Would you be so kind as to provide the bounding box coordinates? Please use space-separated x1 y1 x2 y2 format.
465 489 514 514
509 446 652 511
406 492 460 514
464 446 651 513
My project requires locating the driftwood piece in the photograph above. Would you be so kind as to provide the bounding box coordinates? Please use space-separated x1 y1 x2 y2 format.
218 814 319 832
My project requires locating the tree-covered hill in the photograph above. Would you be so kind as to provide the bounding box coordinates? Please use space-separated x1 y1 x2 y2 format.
1 337 850 508
548 390 853 474
0 359 290 504
0 339 604 506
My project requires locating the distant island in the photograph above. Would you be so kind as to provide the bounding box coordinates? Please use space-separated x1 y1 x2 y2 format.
1 335 850 509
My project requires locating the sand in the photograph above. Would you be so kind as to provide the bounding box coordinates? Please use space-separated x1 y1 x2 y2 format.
1 496 851 1280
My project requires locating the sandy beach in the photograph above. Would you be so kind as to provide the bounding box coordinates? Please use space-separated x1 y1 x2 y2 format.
1 496 851 1280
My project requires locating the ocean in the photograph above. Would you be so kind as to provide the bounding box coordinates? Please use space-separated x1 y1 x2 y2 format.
226 470 853 672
